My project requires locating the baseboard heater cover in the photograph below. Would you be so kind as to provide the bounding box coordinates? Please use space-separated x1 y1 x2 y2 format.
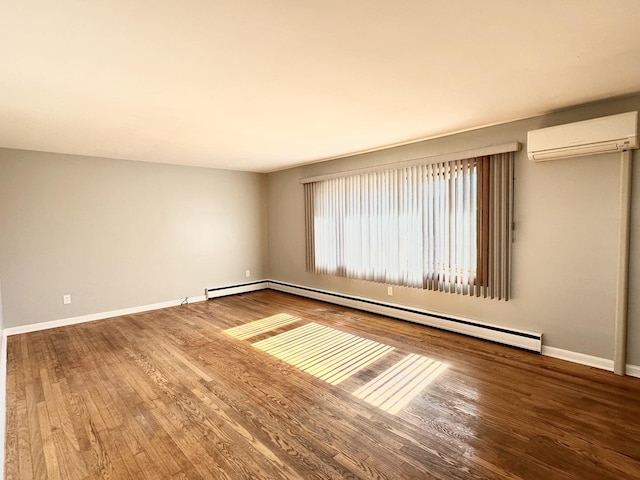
267 280 542 353
205 281 270 300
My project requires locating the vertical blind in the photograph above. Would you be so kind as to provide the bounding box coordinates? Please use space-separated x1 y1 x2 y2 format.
303 151 514 300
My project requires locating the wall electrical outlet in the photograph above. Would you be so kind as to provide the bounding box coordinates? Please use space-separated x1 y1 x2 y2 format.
387 286 393 296
245 270 251 278
63 294 71 304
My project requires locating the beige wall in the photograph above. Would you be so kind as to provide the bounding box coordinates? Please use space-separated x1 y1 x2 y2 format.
268 94 640 365
0 149 268 328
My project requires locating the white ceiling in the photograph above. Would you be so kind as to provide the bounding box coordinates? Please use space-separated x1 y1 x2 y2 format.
2 1 640 172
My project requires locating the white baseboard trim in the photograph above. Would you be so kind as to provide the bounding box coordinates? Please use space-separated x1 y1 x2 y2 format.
267 280 542 352
624 363 640 378
4 295 207 337
3 280 270 337
541 346 640 377
541 346 614 371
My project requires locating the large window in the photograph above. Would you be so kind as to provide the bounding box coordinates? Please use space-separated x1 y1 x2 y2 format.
303 147 515 300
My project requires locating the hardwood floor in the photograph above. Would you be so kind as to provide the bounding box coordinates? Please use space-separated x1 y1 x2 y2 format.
5 290 640 479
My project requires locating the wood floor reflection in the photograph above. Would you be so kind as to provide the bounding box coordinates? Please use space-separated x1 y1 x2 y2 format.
5 290 640 479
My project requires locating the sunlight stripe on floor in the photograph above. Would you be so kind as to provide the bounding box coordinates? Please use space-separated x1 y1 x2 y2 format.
223 313 301 340
252 323 394 385
353 353 447 414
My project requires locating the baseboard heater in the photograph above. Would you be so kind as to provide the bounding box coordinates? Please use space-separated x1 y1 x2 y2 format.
267 281 542 353
205 281 270 300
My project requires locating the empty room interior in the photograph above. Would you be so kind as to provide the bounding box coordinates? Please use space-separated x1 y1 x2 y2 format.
2 1 640 479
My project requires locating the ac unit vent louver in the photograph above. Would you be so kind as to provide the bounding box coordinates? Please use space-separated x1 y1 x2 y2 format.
527 111 638 162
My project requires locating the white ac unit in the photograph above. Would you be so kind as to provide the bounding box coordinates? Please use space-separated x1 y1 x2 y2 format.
527 111 638 162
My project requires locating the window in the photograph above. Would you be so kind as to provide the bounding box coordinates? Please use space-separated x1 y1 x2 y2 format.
303 147 515 300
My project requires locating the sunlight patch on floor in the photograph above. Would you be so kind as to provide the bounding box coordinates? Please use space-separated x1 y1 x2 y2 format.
353 353 447 414
223 313 301 340
252 322 394 385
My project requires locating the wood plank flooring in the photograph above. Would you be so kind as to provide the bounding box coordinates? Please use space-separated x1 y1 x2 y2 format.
5 290 640 479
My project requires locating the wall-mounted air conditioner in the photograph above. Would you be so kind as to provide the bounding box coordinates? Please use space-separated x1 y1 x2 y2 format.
527 111 638 162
